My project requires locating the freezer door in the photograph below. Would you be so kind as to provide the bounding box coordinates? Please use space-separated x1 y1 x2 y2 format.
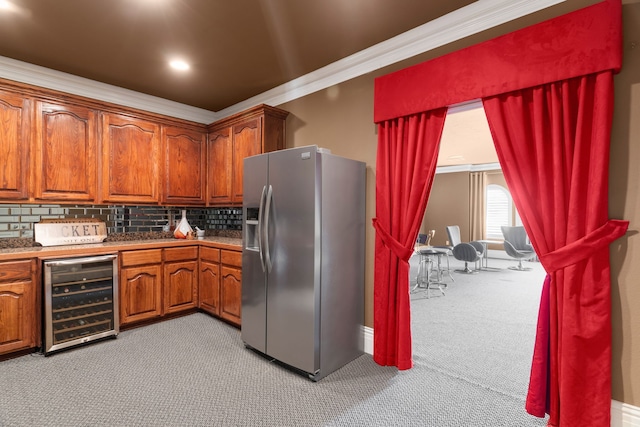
265 147 320 374
241 153 269 353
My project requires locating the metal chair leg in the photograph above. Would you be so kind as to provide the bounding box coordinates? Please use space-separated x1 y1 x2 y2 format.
413 254 430 292
443 252 455 282
456 261 479 274
508 258 532 271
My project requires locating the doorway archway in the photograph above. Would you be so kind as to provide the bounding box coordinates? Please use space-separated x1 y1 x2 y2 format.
371 1 628 425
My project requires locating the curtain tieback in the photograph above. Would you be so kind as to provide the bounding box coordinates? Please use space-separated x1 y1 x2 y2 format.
372 218 414 262
539 219 629 272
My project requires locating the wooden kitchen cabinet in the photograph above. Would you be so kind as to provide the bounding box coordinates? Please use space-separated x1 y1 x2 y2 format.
0 81 288 207
0 90 30 201
119 249 163 326
162 125 206 205
207 105 288 206
231 118 261 203
207 127 233 205
33 101 98 202
100 112 161 204
0 260 37 355
163 247 198 315
219 249 242 326
199 246 221 316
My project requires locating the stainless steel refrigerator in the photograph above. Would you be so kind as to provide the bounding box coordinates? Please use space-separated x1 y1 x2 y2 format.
242 145 365 381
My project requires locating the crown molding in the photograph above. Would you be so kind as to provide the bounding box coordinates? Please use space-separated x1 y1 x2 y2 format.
448 99 484 115
436 163 501 174
0 0 563 124
0 55 218 124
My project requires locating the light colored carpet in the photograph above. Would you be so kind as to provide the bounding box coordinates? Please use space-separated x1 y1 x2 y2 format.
409 255 546 400
0 255 548 426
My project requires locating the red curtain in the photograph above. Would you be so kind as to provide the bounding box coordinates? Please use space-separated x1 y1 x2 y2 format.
371 107 447 369
482 70 629 426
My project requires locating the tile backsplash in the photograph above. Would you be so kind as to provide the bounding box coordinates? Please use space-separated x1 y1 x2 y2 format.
0 204 242 239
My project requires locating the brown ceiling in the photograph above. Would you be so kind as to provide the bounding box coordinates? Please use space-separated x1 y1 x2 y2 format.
0 0 475 112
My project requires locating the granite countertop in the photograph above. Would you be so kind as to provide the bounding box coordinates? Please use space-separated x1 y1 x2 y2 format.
0 231 242 261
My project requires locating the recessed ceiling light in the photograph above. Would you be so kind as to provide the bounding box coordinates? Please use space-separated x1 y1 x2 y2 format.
0 1 31 17
169 60 190 71
0 0 15 11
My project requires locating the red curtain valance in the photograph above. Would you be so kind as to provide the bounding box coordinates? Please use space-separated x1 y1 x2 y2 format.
373 0 622 123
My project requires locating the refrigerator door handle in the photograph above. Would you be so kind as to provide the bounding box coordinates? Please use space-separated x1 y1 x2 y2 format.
264 184 274 273
258 185 267 272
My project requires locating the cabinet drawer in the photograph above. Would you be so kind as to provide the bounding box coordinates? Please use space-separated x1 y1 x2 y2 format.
164 246 198 262
221 250 242 267
0 260 32 281
200 247 220 263
121 249 162 267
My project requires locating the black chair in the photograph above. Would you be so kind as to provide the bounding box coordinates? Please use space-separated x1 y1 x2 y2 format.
416 233 428 245
416 229 437 247
501 226 536 271
446 225 484 274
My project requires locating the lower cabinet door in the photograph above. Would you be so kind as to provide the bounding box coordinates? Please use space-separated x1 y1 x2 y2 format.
220 265 241 326
120 265 162 325
0 280 36 355
164 260 198 315
199 259 220 316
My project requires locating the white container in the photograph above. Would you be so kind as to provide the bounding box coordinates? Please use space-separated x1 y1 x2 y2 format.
174 210 193 239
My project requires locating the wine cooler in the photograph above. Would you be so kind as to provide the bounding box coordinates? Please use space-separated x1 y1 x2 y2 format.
43 254 119 355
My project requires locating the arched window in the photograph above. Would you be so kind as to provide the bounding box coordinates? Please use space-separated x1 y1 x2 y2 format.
485 184 512 239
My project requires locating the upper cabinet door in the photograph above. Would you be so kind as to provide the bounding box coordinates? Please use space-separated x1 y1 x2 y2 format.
33 102 97 202
162 126 206 205
101 113 161 204
207 127 232 205
206 105 287 207
0 90 30 200
232 118 261 203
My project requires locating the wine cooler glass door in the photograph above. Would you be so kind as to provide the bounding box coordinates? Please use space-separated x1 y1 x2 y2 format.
44 254 119 355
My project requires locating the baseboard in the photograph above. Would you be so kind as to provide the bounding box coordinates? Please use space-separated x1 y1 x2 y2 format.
363 326 639 425
612 400 640 426
364 326 373 355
